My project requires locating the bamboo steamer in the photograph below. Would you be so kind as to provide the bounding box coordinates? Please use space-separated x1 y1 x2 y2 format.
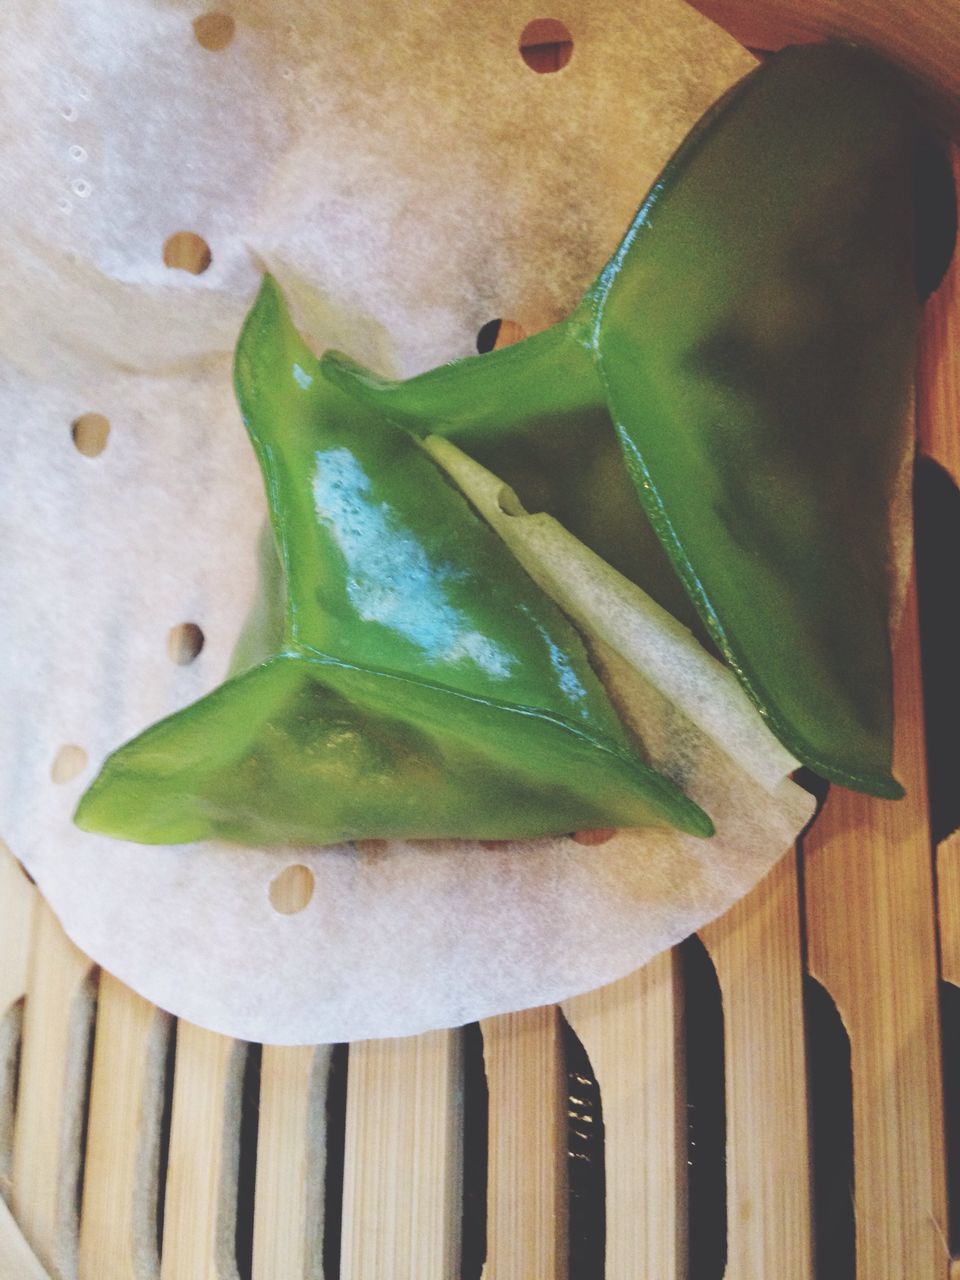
2 2 959 1276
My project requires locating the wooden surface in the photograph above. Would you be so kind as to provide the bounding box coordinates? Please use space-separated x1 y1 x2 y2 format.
3 8 960 1280
700 854 812 1278
693 0 960 125
11 902 96 1280
252 1045 329 1280
78 975 169 1280
806 584 949 1275
340 1031 462 1280
480 1008 568 1280
159 1023 244 1280
564 953 686 1279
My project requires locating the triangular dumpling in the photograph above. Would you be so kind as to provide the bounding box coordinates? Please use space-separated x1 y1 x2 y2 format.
323 43 934 797
75 278 710 844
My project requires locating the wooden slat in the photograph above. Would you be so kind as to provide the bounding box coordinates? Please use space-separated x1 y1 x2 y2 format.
160 1023 244 1280
563 952 686 1280
0 1195 53 1280
0 842 35 1021
252 1045 330 1280
0 843 37 1200
480 1006 568 1280
804 582 949 1278
940 831 960 985
692 0 960 124
700 852 813 1279
78 972 170 1280
340 1030 462 1280
11 900 97 1280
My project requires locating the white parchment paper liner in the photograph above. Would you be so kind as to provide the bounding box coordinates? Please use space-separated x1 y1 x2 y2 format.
0 0 826 1046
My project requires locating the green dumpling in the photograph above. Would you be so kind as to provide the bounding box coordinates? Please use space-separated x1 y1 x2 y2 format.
323 43 936 798
74 278 710 846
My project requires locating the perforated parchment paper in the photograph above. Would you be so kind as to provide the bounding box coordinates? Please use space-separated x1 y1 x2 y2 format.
0 1 820 1045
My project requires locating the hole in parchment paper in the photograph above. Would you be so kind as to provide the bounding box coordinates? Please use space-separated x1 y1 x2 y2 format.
193 12 236 51
519 19 574 74
804 974 855 1279
460 1022 488 1280
561 1011 606 1279
0 997 25 1197
163 231 212 275
71 412 110 457
167 622 205 666
681 935 727 1280
269 864 315 914
51 744 88 784
476 318 526 353
572 828 616 847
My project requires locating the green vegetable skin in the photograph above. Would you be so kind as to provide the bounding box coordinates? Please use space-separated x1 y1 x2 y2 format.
75 41 934 847
325 43 927 798
74 277 710 845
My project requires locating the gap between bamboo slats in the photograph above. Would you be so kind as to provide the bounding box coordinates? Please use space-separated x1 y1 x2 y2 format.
917 141 960 1280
